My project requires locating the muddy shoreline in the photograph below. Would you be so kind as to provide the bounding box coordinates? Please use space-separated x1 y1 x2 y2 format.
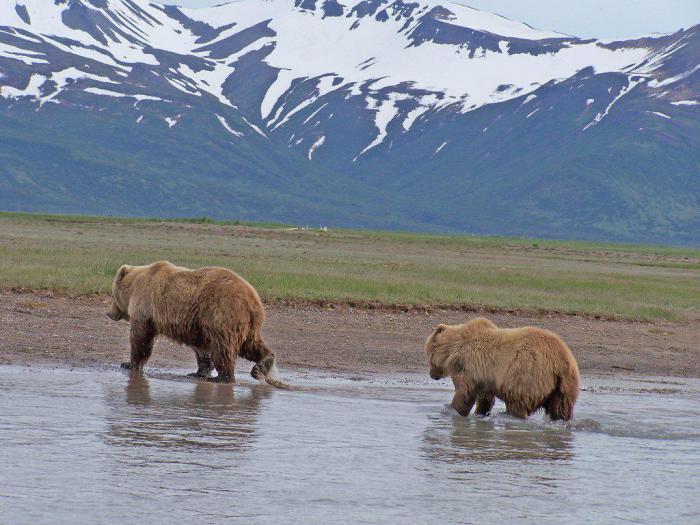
1 291 698 378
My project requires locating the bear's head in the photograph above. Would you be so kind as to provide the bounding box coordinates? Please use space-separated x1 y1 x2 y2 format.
424 318 498 380
107 264 132 321
425 323 451 380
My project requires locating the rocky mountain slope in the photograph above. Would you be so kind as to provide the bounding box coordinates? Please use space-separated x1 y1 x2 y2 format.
1 0 698 243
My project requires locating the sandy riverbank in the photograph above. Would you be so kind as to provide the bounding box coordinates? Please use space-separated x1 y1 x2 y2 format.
1 291 698 379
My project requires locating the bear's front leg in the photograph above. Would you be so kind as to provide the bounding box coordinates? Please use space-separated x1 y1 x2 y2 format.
474 393 496 416
208 350 236 384
451 390 476 417
121 320 155 372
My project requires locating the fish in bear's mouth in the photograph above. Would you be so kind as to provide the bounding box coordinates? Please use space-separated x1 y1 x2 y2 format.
251 354 288 388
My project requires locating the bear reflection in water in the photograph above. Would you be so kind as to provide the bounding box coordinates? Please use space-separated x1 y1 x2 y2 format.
422 414 574 463
104 372 272 451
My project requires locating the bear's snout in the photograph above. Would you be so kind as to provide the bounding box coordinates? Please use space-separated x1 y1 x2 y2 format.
429 367 443 380
107 306 124 321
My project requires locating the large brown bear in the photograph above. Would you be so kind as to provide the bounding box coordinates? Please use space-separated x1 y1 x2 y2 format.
108 261 276 384
424 318 580 421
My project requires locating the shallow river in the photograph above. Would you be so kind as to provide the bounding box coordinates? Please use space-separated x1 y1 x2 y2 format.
1 365 698 524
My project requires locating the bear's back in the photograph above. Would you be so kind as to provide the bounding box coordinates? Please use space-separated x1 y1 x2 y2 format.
133 263 265 345
499 326 577 375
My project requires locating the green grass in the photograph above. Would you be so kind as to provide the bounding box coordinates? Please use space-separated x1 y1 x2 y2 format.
1 212 698 321
0 211 292 229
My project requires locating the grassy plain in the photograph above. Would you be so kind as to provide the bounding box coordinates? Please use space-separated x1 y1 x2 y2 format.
0 212 698 321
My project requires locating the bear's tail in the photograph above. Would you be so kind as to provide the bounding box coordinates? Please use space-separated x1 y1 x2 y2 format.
546 365 580 421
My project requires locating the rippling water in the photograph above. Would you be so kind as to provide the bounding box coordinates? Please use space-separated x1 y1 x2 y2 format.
0 366 698 524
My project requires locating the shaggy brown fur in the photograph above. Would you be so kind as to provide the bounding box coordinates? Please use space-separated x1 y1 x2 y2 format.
108 261 277 384
425 318 580 421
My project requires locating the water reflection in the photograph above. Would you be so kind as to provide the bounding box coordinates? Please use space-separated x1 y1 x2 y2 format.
125 372 151 406
2 366 700 524
104 372 272 451
422 414 574 463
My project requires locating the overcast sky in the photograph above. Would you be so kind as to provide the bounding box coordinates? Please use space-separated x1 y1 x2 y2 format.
164 0 700 39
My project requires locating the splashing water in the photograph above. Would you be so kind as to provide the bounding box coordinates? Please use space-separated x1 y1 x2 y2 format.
0 366 697 524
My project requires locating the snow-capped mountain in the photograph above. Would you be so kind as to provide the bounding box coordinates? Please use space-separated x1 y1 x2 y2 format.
1 0 699 243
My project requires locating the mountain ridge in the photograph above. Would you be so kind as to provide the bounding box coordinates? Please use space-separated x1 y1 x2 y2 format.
1 0 698 244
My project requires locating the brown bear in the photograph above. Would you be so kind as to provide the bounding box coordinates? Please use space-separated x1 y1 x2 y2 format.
424 318 580 421
108 261 277 384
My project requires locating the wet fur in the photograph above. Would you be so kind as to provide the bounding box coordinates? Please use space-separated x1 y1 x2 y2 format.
425 318 580 421
109 261 277 384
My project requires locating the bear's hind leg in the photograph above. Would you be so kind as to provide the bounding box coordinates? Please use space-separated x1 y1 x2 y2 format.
544 390 574 421
474 393 496 416
122 320 155 372
208 344 236 383
188 349 213 378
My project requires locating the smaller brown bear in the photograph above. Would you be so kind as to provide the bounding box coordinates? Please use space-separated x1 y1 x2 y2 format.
108 261 277 385
424 318 580 421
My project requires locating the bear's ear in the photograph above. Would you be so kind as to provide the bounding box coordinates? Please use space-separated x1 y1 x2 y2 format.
434 323 447 335
116 265 130 281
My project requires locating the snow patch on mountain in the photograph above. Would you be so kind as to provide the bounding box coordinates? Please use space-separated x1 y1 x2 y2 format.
0 0 693 159
184 0 651 142
359 93 414 155
216 114 244 136
303 103 328 125
83 87 162 104
1 72 45 99
0 41 48 65
583 76 646 131
521 94 537 105
268 76 337 130
430 1 566 40
433 141 448 155
648 64 700 88
242 115 267 137
308 135 325 159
